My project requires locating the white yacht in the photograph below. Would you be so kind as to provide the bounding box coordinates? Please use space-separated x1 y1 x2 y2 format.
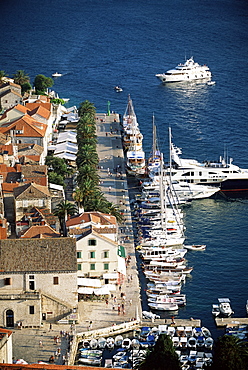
156 57 212 83
218 298 234 317
168 139 248 198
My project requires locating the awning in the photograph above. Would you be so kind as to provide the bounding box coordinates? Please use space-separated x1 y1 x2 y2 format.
94 287 110 295
103 272 118 280
77 278 101 288
78 287 94 294
101 284 116 291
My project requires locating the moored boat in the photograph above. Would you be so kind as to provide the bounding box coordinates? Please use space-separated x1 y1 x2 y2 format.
184 244 206 251
218 298 234 317
156 57 212 83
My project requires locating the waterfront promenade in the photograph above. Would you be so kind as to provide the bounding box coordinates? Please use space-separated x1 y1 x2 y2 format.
10 112 204 366
11 112 143 365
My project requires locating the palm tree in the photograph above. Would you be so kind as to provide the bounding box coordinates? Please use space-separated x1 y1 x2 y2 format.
77 163 99 185
77 179 98 209
78 100 96 117
138 334 181 370
104 202 124 224
73 188 84 211
13 70 30 86
0 70 8 83
76 146 99 168
211 334 248 370
53 200 78 237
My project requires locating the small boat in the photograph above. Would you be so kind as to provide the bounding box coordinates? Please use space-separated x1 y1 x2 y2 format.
184 244 206 251
114 335 123 347
82 339 91 348
218 298 234 317
206 80 216 86
122 337 132 350
193 327 203 337
97 337 106 349
212 303 220 317
131 338 140 349
78 349 102 366
52 72 62 77
201 326 212 338
90 338 98 349
187 336 197 349
114 86 123 92
196 335 205 348
142 310 160 320
172 336 180 347
148 301 179 311
106 337 115 349
205 336 214 350
246 300 248 314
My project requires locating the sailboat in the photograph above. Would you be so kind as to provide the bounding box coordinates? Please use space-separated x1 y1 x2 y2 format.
147 115 162 176
123 95 146 176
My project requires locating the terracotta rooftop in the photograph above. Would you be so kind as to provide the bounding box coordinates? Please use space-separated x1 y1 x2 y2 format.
28 105 51 120
0 115 47 138
66 211 116 227
20 225 60 239
1 182 19 194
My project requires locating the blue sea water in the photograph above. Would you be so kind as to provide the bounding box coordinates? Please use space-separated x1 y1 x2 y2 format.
1 0 248 338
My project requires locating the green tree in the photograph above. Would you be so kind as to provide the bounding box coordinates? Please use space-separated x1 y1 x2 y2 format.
211 335 248 370
34 74 54 94
21 82 32 95
53 200 78 237
138 334 181 370
13 70 30 86
45 156 71 177
48 172 65 187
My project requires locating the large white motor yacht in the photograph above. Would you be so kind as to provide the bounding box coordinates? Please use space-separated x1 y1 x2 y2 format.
156 57 212 83
168 141 248 198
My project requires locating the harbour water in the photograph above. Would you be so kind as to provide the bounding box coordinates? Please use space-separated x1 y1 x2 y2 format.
1 0 248 340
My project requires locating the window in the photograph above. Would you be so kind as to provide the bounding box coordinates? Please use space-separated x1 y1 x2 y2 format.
29 275 34 280
4 278 12 285
104 263 109 270
88 239 97 246
90 251 95 259
77 264 82 270
29 306 34 315
103 251 109 258
90 263 95 271
77 252 82 258
53 277 59 285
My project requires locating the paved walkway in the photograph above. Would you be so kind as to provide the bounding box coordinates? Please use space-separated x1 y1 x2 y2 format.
11 112 142 365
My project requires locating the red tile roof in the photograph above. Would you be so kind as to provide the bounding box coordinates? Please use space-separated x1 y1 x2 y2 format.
0 114 47 138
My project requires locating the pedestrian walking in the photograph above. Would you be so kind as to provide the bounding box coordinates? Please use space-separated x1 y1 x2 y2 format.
39 340 43 348
105 298 109 305
117 304 121 315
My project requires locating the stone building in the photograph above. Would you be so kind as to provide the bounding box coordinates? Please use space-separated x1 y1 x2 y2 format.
0 82 22 111
0 237 78 328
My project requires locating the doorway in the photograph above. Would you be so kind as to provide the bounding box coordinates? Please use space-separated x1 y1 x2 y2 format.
6 309 14 327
